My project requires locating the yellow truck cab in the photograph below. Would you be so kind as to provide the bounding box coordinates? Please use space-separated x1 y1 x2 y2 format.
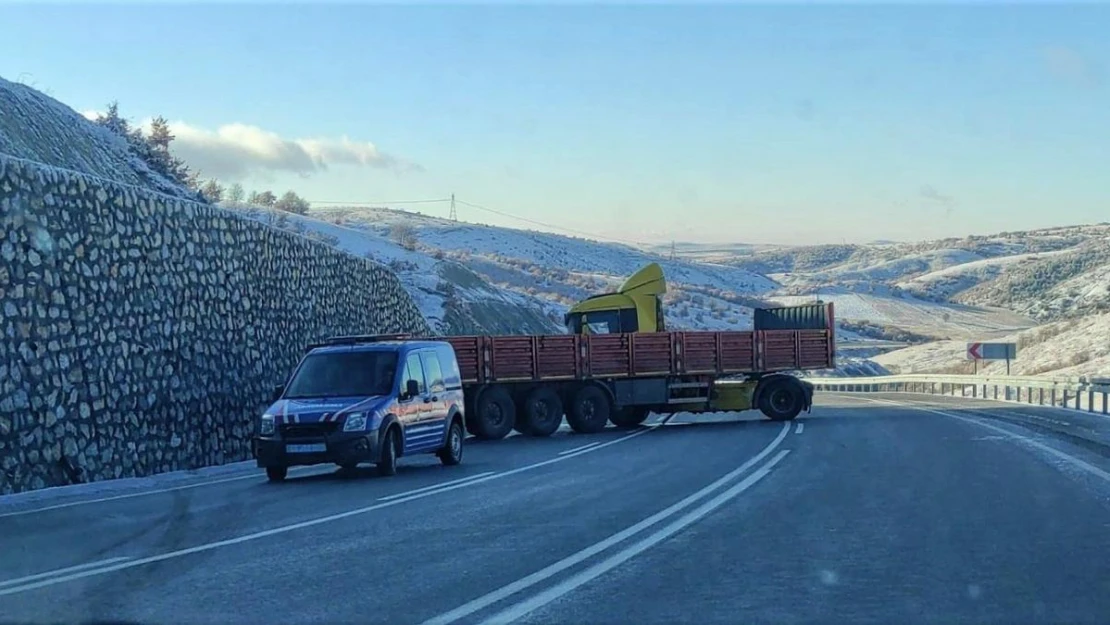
564 262 667 334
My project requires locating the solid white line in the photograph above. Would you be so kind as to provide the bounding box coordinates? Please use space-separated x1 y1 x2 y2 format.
377 472 496 501
859 397 1110 484
418 422 791 625
795 422 804 435
480 449 791 625
0 426 653 597
0 557 132 588
558 442 600 456
0 465 326 520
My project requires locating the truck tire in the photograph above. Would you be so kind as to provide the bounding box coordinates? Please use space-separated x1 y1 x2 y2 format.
518 387 564 437
758 378 804 421
610 406 650 429
567 385 611 434
464 396 479 436
474 386 516 440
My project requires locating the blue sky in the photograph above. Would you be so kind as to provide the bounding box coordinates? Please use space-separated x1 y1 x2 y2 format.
1 3 1107 245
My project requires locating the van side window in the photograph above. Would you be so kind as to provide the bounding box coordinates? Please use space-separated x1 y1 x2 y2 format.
421 352 446 393
405 353 426 394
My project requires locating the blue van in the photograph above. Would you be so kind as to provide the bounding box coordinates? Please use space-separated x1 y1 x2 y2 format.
253 335 466 482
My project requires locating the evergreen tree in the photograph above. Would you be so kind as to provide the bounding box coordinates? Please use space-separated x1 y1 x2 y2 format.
274 190 310 215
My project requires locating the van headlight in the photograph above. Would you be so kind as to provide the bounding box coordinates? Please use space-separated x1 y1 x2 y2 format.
343 412 367 432
260 414 275 435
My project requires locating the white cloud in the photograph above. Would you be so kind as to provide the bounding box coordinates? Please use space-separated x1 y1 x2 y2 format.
79 111 420 180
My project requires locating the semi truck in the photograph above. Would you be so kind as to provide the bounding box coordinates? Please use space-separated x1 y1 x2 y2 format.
444 262 835 439
253 263 835 479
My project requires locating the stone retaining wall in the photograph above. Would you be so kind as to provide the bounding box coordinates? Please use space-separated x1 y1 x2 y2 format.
0 155 430 494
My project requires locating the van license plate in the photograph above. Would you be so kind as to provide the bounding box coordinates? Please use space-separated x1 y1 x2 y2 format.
286 443 326 454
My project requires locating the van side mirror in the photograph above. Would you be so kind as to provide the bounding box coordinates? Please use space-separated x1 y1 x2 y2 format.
405 379 420 399
272 384 285 401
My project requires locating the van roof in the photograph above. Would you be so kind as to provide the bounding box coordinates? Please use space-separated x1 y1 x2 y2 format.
306 339 450 356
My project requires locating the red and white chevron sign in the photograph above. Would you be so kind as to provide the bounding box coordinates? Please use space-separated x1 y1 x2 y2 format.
966 342 1017 361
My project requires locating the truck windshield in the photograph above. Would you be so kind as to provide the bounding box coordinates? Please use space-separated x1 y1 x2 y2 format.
283 351 398 399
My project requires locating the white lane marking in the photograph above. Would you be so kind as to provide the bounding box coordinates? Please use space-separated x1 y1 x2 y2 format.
795 422 804 435
419 422 792 625
859 397 1110 484
0 557 132 588
558 442 600 456
0 465 327 520
377 472 496 501
0 426 653 597
479 449 791 625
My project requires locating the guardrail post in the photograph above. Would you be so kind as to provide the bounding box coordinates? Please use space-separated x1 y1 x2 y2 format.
1103 391 1108 415
1088 389 1094 413
993 385 998 400
1075 391 1081 410
1062 389 1069 408
1039 388 1044 405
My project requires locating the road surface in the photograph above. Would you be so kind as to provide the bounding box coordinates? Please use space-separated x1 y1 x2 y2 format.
1 394 1109 624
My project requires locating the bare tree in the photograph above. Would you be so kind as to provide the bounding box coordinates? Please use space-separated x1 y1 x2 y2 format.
389 223 418 251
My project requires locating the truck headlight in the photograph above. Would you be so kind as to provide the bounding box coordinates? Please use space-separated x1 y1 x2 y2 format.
343 412 367 432
260 414 275 435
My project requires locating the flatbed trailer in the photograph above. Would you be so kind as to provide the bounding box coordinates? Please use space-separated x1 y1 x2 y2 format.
443 302 836 439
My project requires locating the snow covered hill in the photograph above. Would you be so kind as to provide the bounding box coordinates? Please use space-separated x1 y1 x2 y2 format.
873 312 1110 378
222 205 564 336
311 206 781 333
0 77 198 200
730 224 1110 324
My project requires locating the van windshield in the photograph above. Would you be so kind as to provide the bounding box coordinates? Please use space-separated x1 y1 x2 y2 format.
283 351 398 399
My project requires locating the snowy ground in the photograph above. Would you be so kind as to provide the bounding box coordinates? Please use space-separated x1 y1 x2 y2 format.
768 292 1034 340
873 312 1110 378
224 205 562 335
309 206 782 333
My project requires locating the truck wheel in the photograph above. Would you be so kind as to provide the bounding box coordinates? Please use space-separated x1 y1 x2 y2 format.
567 385 611 434
464 396 479 436
438 418 464 466
377 427 399 476
474 386 516 440
266 466 288 483
610 406 650 429
518 387 564 437
758 379 804 421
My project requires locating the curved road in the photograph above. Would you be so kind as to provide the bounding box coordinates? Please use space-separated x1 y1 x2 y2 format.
1 394 1109 624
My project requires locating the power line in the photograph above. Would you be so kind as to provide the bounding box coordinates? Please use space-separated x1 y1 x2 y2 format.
307 194 656 248
455 199 653 247
310 198 450 206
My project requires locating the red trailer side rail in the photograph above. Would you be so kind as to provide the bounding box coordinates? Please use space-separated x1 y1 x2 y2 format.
445 303 835 385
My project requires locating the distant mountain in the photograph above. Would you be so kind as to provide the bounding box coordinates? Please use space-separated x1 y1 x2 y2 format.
725 225 1110 323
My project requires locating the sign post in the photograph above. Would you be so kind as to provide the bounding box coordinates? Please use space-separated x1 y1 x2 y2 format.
966 342 1018 375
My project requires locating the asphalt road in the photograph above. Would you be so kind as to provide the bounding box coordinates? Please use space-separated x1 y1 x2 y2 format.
2 394 1109 624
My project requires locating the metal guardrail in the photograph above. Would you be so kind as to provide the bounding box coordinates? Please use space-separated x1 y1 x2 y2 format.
809 374 1110 415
